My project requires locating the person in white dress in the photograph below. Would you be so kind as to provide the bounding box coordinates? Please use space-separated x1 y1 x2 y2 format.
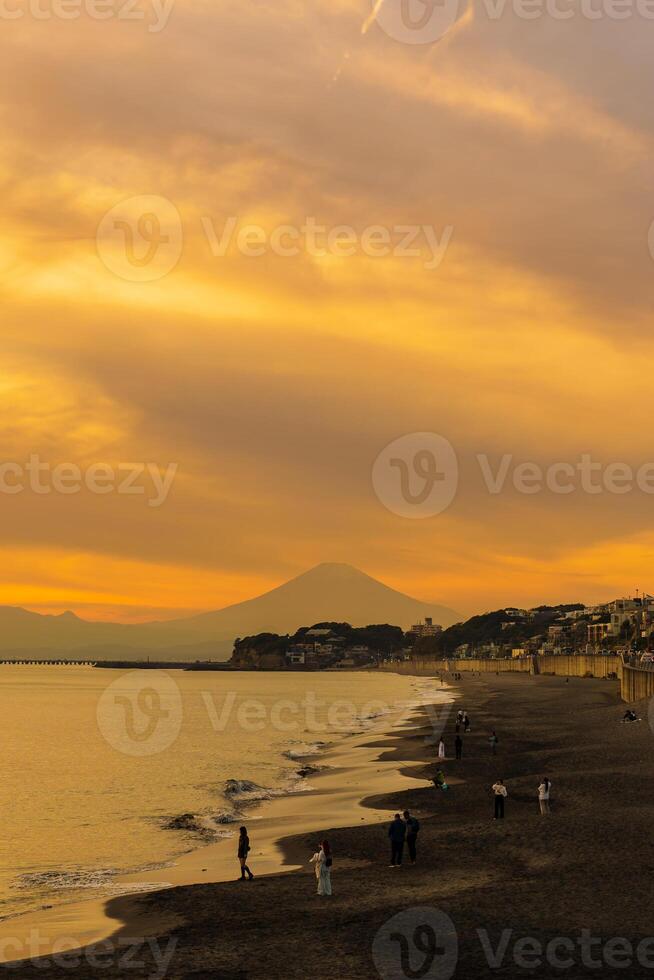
438 738 446 759
538 777 552 815
309 840 332 896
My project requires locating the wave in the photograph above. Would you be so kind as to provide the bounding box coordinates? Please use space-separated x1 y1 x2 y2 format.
294 763 327 778
213 809 241 825
223 779 277 804
161 813 218 841
282 741 327 760
14 868 119 891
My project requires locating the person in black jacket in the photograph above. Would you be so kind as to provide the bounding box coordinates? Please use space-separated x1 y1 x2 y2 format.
388 813 406 866
403 810 420 864
238 826 254 880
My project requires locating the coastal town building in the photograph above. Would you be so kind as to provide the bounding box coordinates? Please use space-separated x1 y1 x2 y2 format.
587 622 611 644
408 617 443 639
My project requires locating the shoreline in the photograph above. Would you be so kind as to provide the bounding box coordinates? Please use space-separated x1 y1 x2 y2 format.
0 674 452 965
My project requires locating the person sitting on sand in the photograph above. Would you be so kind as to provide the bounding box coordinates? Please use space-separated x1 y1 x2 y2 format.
238 826 254 881
388 813 406 867
310 839 332 895
622 710 639 723
433 769 448 791
538 777 551 815
492 779 507 819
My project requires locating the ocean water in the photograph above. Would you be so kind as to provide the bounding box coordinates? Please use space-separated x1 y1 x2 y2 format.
0 666 426 920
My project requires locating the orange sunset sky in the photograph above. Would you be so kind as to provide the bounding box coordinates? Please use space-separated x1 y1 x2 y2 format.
2 0 654 622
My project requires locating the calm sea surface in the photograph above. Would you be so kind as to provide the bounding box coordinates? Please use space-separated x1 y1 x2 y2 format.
1 666 426 920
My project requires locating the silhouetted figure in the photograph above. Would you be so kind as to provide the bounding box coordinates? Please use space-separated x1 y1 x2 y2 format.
388 813 406 866
492 779 507 819
455 735 463 759
238 826 254 880
489 731 498 754
403 810 420 864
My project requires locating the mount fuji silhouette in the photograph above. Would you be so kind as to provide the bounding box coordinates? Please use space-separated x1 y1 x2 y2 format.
0 563 458 661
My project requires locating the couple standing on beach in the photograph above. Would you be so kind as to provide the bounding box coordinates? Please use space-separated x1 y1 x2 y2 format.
388 810 420 867
238 826 333 895
491 776 552 818
455 709 471 733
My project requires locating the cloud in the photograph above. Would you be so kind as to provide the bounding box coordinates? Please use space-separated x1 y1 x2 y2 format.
1 0 653 618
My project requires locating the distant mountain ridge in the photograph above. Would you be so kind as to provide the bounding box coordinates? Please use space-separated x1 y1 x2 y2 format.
0 563 458 662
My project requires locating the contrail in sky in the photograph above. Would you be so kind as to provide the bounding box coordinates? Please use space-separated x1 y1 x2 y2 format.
361 0 386 35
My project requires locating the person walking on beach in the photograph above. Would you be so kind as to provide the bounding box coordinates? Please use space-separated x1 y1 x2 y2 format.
438 737 446 760
538 777 552 815
456 709 463 728
455 734 463 759
463 712 471 733
492 779 507 819
489 731 498 755
310 839 333 895
388 813 406 866
403 810 420 865
238 826 254 881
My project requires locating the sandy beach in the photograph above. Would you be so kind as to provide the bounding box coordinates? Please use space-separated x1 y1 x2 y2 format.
8 671 654 978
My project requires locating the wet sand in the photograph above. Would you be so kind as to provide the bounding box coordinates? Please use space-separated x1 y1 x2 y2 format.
10 672 654 978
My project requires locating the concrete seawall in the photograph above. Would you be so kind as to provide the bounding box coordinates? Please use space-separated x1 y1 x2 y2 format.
382 654 654 703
